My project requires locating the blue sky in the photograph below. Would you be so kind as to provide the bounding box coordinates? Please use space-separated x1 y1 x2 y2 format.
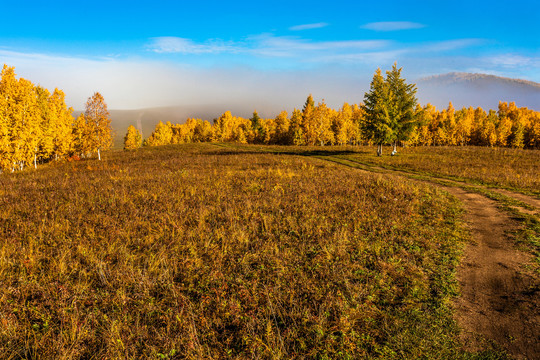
0 0 538 110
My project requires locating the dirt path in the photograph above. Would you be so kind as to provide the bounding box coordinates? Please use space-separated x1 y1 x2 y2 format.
492 188 540 214
319 155 540 358
445 187 540 359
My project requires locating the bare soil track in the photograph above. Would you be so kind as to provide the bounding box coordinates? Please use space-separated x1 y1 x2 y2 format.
318 154 540 358
447 188 540 359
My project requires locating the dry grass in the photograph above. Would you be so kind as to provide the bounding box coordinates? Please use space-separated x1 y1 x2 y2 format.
0 143 495 358
241 144 539 195
342 145 540 195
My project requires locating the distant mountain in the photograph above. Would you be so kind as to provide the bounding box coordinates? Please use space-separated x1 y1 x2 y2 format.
416 72 540 111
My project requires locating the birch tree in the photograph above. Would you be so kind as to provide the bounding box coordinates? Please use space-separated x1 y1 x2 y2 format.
124 125 142 150
84 92 112 160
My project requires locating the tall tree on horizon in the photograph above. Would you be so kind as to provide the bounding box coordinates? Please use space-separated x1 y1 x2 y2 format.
288 109 305 145
84 92 112 160
385 63 418 153
72 113 91 157
363 68 395 156
49 89 74 160
250 110 263 143
363 64 418 155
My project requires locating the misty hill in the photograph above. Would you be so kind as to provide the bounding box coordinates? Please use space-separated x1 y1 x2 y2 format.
75 104 270 148
417 72 540 111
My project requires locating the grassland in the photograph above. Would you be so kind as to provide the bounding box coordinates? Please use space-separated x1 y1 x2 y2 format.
0 143 511 358
231 143 540 271
240 144 540 196
348 146 540 195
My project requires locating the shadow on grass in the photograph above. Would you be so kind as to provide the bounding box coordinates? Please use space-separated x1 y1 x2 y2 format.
204 145 359 158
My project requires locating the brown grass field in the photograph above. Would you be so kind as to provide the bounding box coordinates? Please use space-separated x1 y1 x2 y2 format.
2 143 537 358
245 144 540 196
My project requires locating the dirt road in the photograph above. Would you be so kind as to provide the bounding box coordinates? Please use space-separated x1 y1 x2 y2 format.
446 187 539 359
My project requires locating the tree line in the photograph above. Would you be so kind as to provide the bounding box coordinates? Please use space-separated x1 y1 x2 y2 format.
128 64 539 153
0 65 112 173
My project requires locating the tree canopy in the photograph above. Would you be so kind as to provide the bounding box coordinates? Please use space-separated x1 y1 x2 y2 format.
363 63 418 155
84 92 112 160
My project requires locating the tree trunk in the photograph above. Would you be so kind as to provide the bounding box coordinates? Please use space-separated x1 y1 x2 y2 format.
377 144 382 156
98 148 101 161
34 153 37 169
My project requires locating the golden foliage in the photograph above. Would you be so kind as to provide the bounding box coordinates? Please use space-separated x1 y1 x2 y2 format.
0 64 112 172
140 99 540 151
123 125 142 150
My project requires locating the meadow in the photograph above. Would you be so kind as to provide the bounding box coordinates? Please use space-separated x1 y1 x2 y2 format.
240 144 540 195
340 146 540 195
0 143 514 358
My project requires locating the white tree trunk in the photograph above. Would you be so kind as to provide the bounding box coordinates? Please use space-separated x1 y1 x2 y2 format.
98 148 101 161
34 153 37 169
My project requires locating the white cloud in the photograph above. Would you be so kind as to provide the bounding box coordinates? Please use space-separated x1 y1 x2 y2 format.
289 23 329 31
249 34 389 58
489 54 537 67
146 34 390 60
148 37 237 54
414 39 485 53
315 49 408 65
362 21 425 31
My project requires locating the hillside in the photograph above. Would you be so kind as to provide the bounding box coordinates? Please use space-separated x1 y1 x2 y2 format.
417 72 540 111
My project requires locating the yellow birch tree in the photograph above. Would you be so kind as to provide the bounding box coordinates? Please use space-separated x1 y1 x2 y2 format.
84 92 112 160
124 125 142 150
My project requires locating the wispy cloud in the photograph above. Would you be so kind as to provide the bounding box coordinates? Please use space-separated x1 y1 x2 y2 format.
314 49 408 65
147 34 390 59
362 21 425 31
249 34 389 58
414 39 485 53
0 49 107 66
289 22 329 31
489 54 538 68
148 37 237 54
